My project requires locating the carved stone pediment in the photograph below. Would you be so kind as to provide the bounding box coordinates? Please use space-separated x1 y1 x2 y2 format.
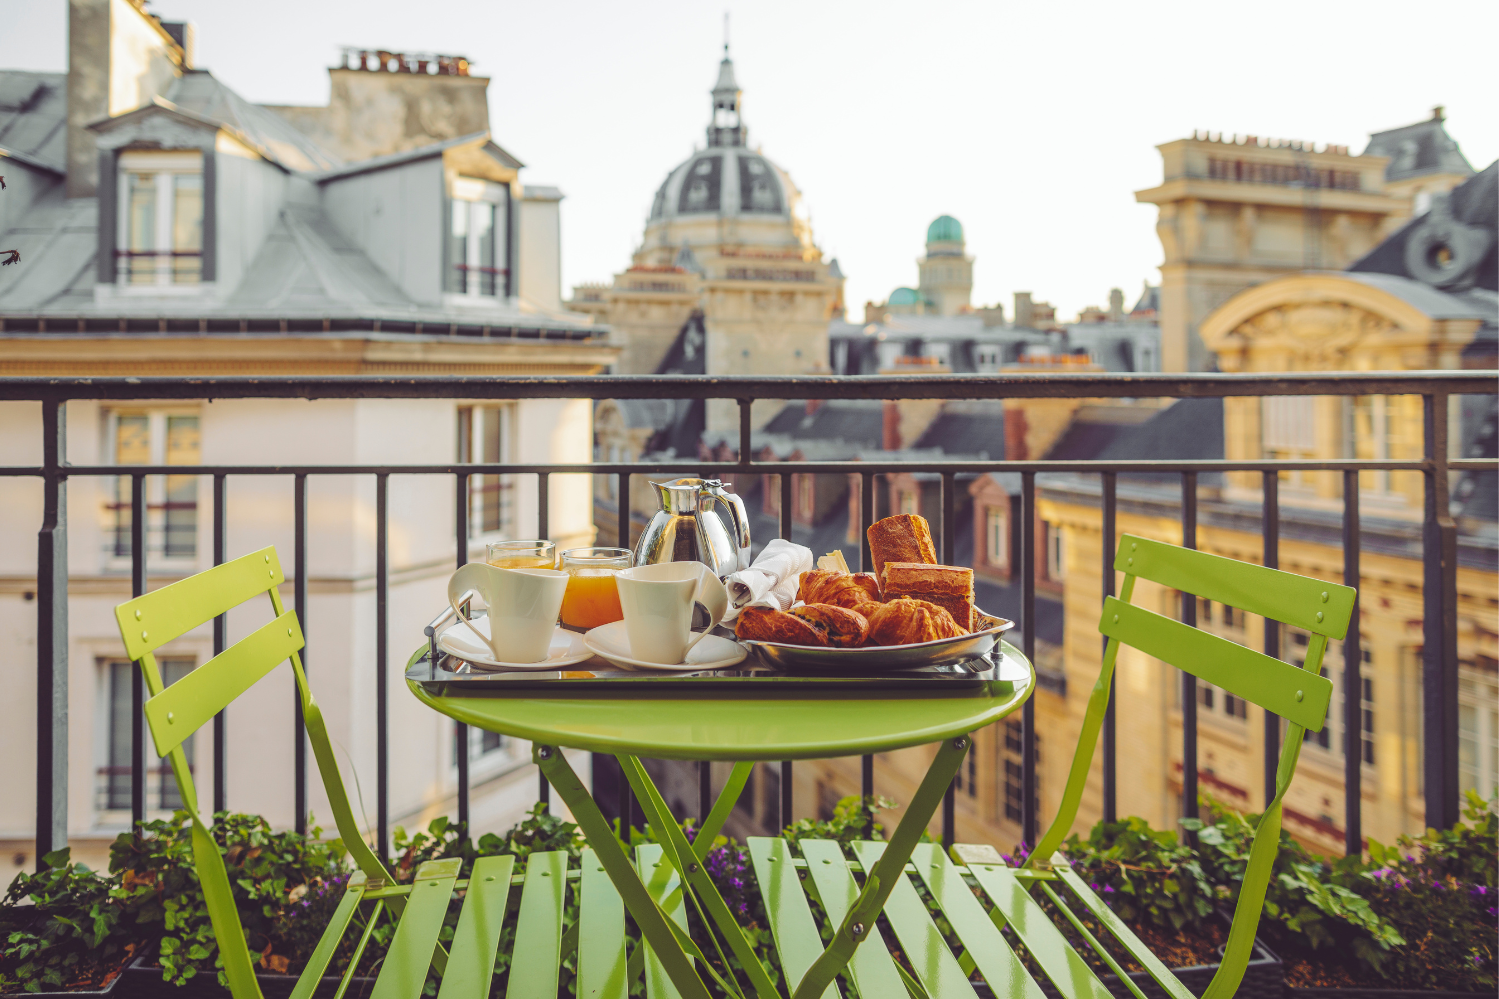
1234 302 1396 364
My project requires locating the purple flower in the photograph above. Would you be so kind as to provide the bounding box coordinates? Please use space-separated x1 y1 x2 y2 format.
1103 885 1115 894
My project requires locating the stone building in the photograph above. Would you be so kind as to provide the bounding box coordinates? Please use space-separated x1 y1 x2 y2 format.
566 47 844 432
1136 112 1474 372
0 0 607 870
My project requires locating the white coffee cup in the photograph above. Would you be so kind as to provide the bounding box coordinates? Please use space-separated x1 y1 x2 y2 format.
448 562 568 663
614 562 729 665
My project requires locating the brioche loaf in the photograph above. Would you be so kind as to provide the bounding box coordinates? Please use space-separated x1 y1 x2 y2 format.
735 605 829 646
882 562 973 634
865 596 965 646
866 514 937 584
791 603 870 647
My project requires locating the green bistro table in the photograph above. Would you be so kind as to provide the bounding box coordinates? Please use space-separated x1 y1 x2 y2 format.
406 640 1035 999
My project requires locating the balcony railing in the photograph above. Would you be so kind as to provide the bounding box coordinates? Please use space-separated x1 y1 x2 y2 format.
4 371 1493 868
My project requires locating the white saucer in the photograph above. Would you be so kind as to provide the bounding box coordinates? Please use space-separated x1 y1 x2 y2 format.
438 618 593 671
583 620 747 672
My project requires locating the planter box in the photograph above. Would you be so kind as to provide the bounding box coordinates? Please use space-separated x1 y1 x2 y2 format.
120 955 376 999
0 968 125 998
1287 991 1493 999
976 912 1282 999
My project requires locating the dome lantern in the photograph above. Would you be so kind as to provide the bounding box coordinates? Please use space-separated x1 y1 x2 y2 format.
926 215 964 247
707 45 746 148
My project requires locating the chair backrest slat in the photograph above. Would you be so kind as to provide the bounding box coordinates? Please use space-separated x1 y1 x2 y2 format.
143 611 304 757
1115 534 1354 639
1101 597 1332 731
116 547 285 661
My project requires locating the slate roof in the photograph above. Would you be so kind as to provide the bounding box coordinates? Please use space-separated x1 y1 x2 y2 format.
912 401 1005 459
166 70 341 172
1348 161 1498 294
0 71 66 173
762 400 885 449
1363 114 1473 183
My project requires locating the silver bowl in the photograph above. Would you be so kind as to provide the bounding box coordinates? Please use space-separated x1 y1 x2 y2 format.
741 610 1015 671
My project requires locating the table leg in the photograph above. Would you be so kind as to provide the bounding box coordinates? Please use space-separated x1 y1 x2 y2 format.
534 745 714 999
789 734 971 999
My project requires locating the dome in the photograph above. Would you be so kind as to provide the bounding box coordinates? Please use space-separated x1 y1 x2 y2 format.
927 215 964 244
648 146 791 222
888 287 922 305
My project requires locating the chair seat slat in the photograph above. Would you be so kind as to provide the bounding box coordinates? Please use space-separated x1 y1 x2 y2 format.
144 611 303 756
1100 597 1332 730
508 851 569 999
799 840 906 999
286 873 367 999
370 859 461 999
745 838 840 999
437 854 514 999
578 848 628 999
907 845 1049 999
115 547 284 660
637 845 688 999
966 862 1113 999
850 841 979 999
1051 864 1194 999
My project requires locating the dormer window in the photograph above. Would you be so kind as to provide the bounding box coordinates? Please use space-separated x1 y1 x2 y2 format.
117 151 203 286
447 177 510 298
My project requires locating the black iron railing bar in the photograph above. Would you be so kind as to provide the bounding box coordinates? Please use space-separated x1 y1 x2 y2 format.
293 474 308 837
1262 472 1281 809
1101 472 1117 824
130 473 146 829
212 474 228 813
1020 471 1037 849
1343 470 1362 857
1422 393 1460 829
376 473 390 859
0 370 1489 402
453 470 471 831
1180 472 1199 846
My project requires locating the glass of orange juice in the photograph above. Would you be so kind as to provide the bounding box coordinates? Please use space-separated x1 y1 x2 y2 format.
559 547 632 630
486 539 556 570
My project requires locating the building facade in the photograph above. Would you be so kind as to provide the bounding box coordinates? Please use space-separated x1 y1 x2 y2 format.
1136 113 1473 372
0 0 609 871
566 48 844 433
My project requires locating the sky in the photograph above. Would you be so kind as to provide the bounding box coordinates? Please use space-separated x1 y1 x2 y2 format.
4 0 1496 321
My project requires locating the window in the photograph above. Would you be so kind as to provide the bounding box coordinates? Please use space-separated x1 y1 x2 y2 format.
1001 720 1039 824
797 475 815 521
1044 521 1065 581
106 410 200 560
454 724 504 766
118 151 203 286
985 506 1008 569
458 405 515 536
99 658 194 812
1262 396 1317 488
952 741 979 799
1288 632 1374 762
1458 672 1498 800
447 177 509 297
1197 681 1247 721
1350 396 1396 495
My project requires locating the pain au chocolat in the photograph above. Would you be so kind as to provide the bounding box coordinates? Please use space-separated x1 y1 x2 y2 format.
866 514 938 583
865 597 965 646
735 605 830 646
881 562 973 633
791 603 870 647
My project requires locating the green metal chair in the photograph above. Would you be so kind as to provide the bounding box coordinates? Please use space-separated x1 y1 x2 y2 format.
734 533 1352 999
114 547 574 999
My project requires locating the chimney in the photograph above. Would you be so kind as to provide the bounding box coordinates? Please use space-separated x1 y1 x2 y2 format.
882 402 901 450
1014 291 1034 330
160 22 195 68
66 0 183 197
1108 287 1124 321
1432 105 1445 121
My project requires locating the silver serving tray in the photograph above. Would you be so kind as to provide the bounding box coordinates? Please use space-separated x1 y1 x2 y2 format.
742 610 1014 671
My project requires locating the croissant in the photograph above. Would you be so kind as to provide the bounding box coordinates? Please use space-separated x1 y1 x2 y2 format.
791 603 870 648
735 605 829 646
865 597 965 646
795 569 839 604
866 514 937 583
801 571 882 610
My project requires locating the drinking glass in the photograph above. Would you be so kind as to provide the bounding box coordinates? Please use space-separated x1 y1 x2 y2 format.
559 547 632 630
486 539 556 570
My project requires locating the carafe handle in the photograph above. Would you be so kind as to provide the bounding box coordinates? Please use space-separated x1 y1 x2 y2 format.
703 480 752 573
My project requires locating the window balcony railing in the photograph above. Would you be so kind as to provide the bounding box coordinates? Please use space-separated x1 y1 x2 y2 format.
4 371 1493 866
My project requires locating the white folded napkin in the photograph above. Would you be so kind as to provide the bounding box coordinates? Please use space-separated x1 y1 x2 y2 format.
723 539 814 622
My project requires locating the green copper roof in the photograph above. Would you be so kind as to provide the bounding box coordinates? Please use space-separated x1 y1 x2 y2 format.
888 287 922 305
926 215 963 243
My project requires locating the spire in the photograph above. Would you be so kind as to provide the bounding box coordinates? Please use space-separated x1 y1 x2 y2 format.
707 29 746 148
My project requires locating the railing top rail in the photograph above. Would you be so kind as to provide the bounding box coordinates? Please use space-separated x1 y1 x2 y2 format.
0 371 1490 402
